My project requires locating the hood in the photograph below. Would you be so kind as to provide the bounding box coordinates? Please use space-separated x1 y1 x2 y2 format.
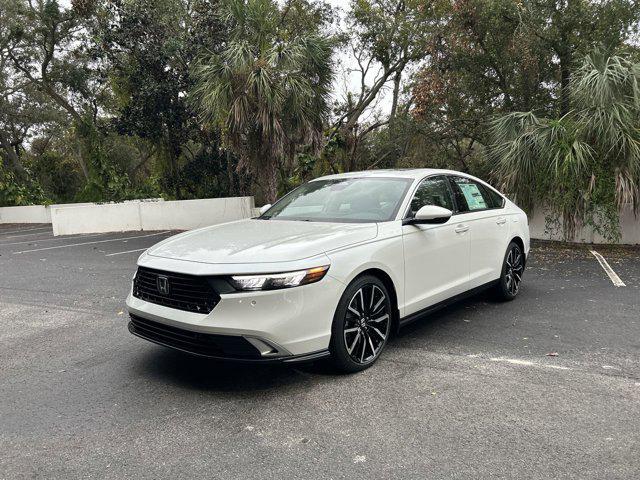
146 219 378 264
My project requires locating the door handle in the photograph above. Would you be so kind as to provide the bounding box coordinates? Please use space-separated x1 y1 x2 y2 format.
496 217 507 225
454 224 469 233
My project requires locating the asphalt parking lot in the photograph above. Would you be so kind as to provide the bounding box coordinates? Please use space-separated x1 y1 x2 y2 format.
1 224 639 479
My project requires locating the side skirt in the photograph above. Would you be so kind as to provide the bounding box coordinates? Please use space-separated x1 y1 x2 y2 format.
398 280 499 329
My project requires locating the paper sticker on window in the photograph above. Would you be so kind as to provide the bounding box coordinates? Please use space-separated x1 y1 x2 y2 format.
458 183 487 210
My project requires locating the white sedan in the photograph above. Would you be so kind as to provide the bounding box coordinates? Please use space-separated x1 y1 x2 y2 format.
126 169 529 372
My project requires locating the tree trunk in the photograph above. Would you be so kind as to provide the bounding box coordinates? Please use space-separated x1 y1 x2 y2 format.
340 62 407 135
75 138 91 181
162 127 181 199
169 149 180 199
559 56 571 116
347 128 359 172
264 155 279 203
0 130 26 177
226 151 235 196
390 70 402 123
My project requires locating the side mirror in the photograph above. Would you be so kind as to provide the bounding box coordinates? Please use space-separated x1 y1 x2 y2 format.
403 205 452 225
259 204 272 215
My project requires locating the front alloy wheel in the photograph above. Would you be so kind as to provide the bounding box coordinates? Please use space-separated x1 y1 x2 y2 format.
330 275 392 372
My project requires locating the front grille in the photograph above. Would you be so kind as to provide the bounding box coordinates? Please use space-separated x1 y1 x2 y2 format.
128 315 261 359
132 266 219 314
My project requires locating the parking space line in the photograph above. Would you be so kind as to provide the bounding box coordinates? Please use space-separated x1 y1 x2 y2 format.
0 232 106 247
105 248 148 257
590 250 626 287
490 357 571 370
12 231 170 254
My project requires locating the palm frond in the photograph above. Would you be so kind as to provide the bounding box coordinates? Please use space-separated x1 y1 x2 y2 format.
191 0 333 200
489 50 640 241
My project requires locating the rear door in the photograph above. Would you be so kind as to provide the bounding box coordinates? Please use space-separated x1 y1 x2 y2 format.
402 175 470 316
447 176 511 288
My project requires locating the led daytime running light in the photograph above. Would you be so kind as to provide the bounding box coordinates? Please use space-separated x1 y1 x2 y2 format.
230 265 329 291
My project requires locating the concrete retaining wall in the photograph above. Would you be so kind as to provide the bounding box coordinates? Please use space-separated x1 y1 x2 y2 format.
0 202 117 224
0 205 51 224
51 202 142 235
530 204 639 245
50 197 255 236
4 197 638 243
139 198 254 231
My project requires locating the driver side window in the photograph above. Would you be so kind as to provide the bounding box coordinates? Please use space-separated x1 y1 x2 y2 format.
409 176 455 217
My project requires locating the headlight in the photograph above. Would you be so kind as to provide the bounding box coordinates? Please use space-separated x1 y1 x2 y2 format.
229 265 329 291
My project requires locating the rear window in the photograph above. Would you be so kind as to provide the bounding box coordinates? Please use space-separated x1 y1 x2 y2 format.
449 176 504 212
483 186 505 208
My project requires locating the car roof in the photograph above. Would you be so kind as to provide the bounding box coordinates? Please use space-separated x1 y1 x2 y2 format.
313 168 466 182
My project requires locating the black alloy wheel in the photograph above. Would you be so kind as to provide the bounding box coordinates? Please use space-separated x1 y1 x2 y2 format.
330 275 392 373
495 241 525 300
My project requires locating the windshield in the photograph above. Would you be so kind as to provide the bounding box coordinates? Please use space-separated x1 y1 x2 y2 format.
260 177 413 223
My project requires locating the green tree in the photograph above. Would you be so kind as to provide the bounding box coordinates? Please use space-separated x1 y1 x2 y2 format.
193 0 334 202
96 0 232 199
1 1 52 177
519 0 640 115
489 51 640 241
412 0 639 173
412 0 551 172
329 0 445 172
5 0 101 180
1 0 141 202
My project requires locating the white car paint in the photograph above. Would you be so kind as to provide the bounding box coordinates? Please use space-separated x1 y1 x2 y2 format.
145 218 378 264
126 168 530 362
401 214 470 316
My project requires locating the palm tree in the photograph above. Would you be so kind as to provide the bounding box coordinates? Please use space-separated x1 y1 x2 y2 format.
192 0 333 202
488 50 640 241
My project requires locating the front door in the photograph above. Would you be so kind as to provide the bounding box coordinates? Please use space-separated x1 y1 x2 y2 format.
402 175 470 316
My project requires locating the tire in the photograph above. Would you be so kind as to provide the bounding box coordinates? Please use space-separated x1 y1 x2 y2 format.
494 241 525 301
329 275 393 373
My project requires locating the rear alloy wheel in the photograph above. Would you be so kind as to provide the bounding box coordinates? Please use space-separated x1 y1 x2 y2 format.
329 275 392 373
495 241 525 301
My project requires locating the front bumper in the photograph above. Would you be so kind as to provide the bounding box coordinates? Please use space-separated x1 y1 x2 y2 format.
125 273 345 360
128 314 330 363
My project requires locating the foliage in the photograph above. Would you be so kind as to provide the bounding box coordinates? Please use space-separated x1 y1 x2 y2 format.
518 0 640 115
0 165 48 206
412 0 639 173
28 150 82 203
192 0 334 202
0 0 639 244
327 0 446 172
95 0 229 199
489 51 640 241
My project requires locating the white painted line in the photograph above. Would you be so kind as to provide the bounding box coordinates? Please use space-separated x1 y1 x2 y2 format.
490 357 571 370
0 226 51 235
13 231 170 254
0 232 106 247
590 250 626 287
105 248 148 257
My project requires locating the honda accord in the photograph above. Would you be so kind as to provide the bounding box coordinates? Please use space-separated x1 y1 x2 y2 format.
126 169 529 372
